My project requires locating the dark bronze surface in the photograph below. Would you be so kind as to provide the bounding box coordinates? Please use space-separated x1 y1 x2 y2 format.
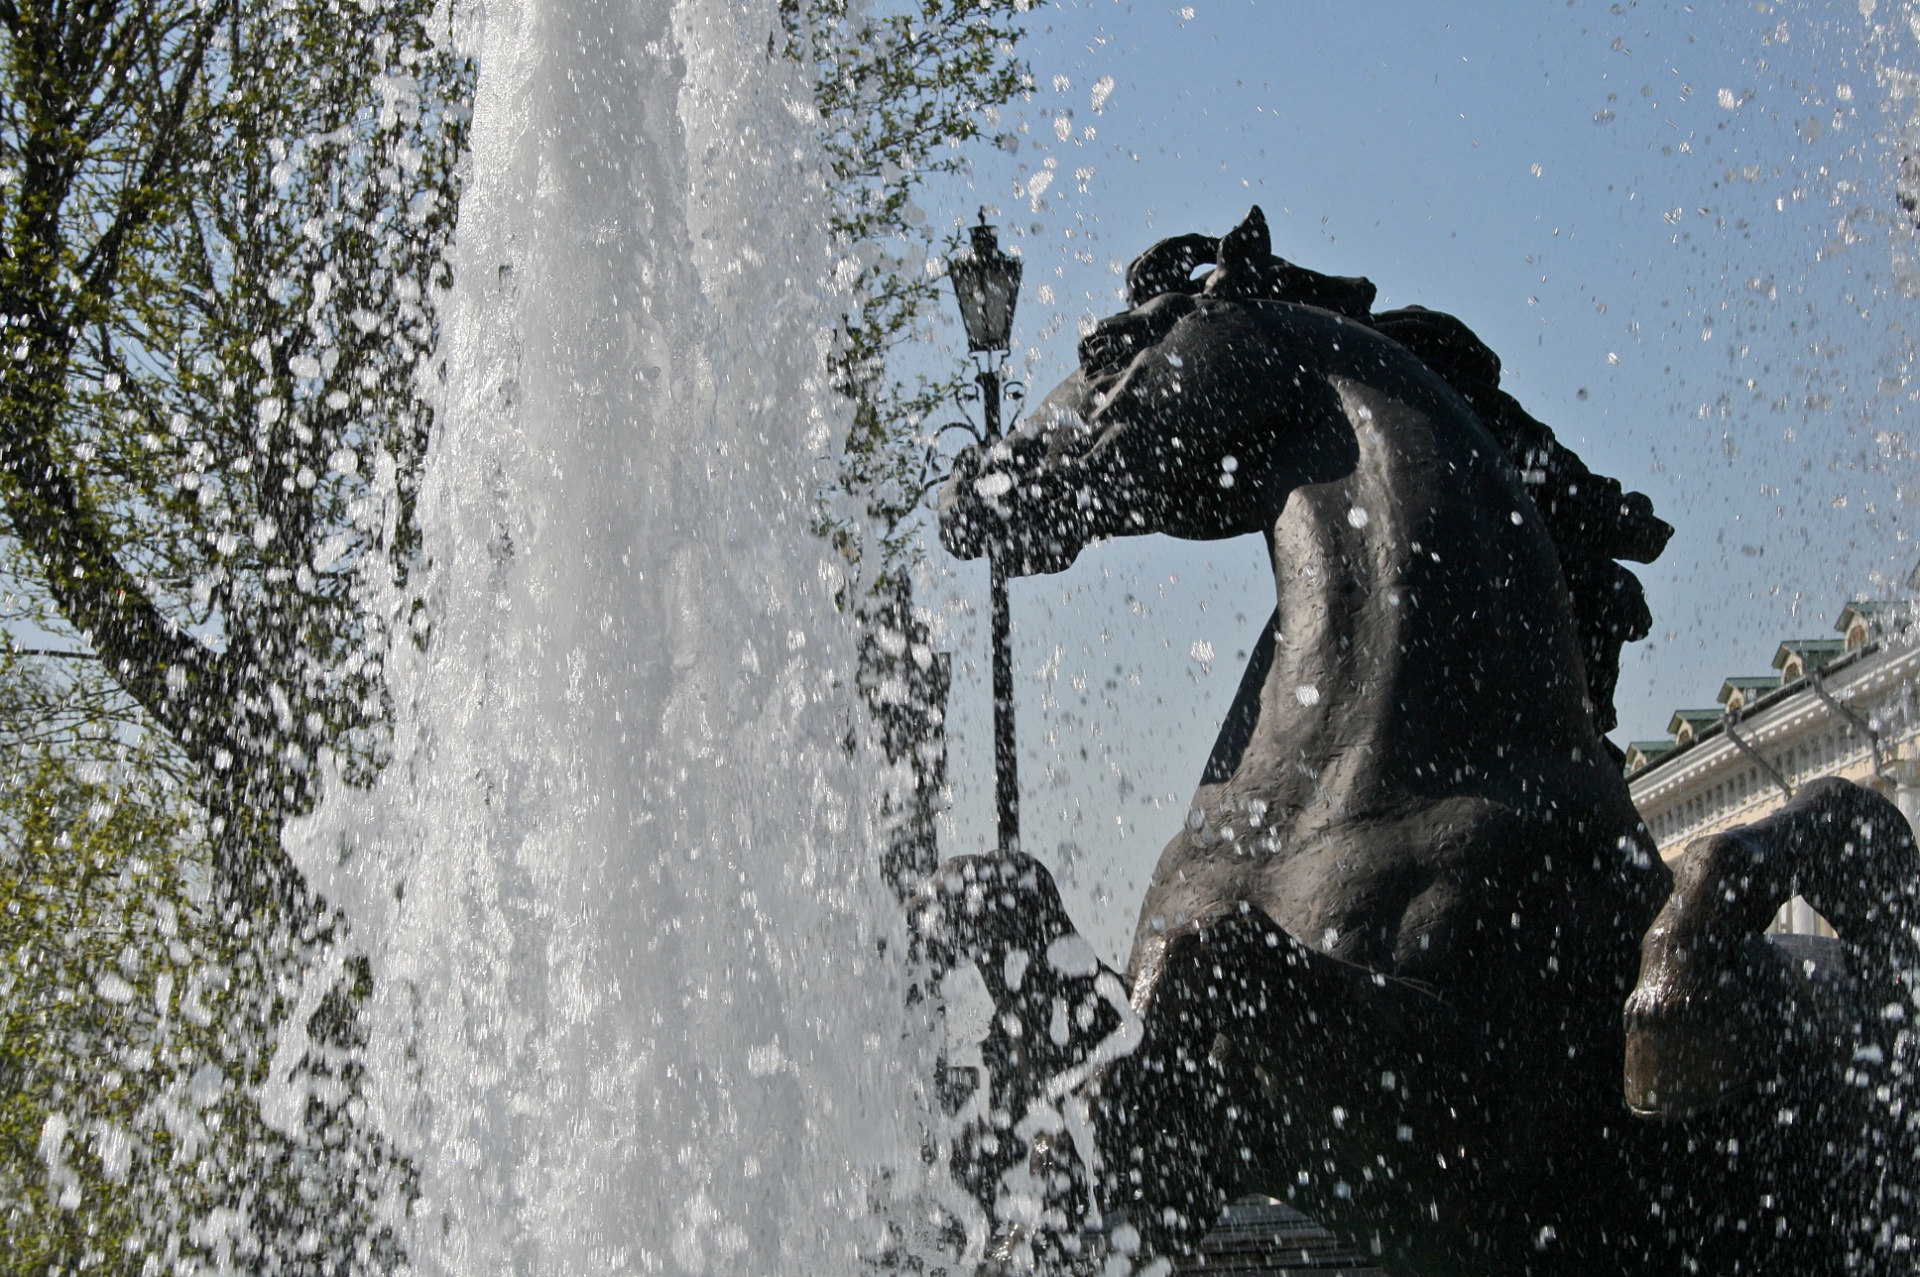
923 208 1920 1275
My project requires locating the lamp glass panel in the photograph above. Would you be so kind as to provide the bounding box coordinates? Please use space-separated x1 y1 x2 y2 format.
949 231 1021 352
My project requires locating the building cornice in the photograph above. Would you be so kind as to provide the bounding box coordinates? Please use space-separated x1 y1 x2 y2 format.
1628 638 1919 825
1621 593 1919 933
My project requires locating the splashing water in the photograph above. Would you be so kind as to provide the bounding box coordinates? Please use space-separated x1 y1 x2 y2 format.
293 3 936 1272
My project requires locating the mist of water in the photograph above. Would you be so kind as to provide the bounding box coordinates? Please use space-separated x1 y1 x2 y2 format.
290 2 942 1272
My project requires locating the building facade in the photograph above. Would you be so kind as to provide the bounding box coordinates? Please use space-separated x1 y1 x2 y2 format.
1625 598 1920 935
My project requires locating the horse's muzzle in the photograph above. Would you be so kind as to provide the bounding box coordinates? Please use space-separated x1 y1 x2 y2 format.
937 445 1092 576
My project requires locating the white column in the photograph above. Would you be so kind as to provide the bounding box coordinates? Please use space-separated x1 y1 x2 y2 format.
1892 757 1920 846
1790 896 1819 936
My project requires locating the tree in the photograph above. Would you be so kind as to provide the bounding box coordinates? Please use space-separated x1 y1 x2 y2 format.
0 0 470 917
780 0 1036 896
0 743 211 1272
0 0 470 1268
0 720 407 1274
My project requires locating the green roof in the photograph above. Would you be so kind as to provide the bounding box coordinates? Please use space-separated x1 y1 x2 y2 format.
1717 675 1778 704
1837 600 1903 637
1623 740 1676 776
1772 638 1845 673
1668 708 1724 735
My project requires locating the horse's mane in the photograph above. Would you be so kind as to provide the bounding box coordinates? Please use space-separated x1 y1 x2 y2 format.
1086 208 1673 741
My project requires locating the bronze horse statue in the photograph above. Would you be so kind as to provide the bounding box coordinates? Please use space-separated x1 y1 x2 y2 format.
920 208 1920 1275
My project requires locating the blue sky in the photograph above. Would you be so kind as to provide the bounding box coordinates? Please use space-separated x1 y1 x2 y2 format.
917 1 1920 960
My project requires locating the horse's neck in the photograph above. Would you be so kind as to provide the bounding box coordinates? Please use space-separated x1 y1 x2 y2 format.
1231 375 1595 811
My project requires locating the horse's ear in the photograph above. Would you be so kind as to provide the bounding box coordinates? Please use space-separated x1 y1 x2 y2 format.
1216 206 1272 272
1125 233 1215 306
1202 207 1283 300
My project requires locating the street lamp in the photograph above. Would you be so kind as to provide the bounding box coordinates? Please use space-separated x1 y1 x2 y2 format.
947 213 1023 855
949 218 1022 353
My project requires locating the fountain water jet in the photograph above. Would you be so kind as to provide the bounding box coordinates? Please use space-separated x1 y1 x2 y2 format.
292 2 940 1272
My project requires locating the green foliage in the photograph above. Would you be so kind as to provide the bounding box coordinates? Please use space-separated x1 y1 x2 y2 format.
0 0 470 1266
96 0 471 782
0 732 409 1276
782 0 1036 573
0 743 215 1273
0 0 472 907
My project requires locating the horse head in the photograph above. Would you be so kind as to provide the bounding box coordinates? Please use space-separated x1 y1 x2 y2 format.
938 207 1380 576
939 205 1674 746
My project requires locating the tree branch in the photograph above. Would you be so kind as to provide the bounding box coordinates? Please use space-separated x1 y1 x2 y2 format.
74 1 221 305
0 390 223 739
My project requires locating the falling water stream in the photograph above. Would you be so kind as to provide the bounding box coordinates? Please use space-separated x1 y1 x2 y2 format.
292 2 936 1272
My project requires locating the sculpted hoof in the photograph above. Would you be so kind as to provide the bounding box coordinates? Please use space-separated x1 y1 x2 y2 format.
1623 929 1848 1119
1625 779 1918 1120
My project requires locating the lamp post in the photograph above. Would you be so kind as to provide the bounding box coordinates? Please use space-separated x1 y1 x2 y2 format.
947 214 1023 855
